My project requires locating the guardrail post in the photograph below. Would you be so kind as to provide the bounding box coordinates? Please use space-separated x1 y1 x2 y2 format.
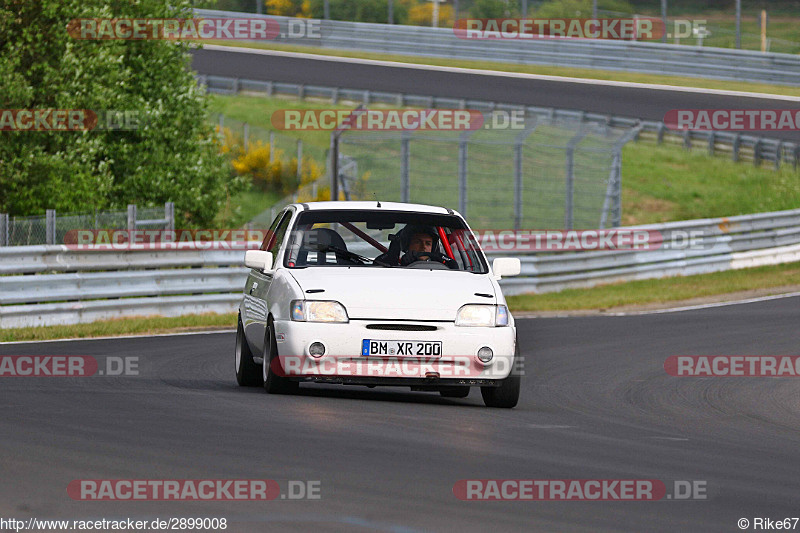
269 131 275 164
218 114 224 132
794 146 799 170
683 129 691 150
298 84 305 100
329 132 338 201
401 131 410 203
296 139 303 179
513 121 537 231
732 133 741 162
165 202 174 231
754 139 762 167
0 213 8 247
657 122 666 144
45 209 56 245
266 81 273 97
231 78 239 94
564 127 589 230
363 90 370 106
708 131 715 155
775 143 783 170
127 204 137 232
565 154 574 230
331 87 338 104
457 131 472 216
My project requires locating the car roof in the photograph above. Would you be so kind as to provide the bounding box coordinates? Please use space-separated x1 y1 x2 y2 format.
289 201 460 216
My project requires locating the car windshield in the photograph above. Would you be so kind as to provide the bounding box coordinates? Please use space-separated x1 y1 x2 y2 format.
284 210 488 273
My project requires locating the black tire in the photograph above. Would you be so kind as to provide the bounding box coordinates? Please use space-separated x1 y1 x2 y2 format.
480 344 521 408
235 316 263 387
440 386 470 398
263 320 299 395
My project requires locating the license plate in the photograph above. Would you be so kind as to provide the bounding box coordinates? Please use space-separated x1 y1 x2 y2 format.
361 340 442 357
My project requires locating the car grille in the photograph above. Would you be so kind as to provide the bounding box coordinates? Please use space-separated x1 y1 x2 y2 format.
365 324 438 332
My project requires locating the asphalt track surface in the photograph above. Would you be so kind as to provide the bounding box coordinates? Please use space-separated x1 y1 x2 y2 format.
190 46 800 143
2 296 800 532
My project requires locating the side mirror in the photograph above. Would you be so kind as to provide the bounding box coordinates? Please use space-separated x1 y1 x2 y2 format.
492 257 521 279
245 250 274 272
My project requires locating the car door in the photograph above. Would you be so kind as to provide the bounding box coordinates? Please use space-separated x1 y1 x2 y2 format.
243 209 293 355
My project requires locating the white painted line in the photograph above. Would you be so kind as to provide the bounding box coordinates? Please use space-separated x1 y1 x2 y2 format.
610 290 800 315
515 290 800 319
0 329 236 345
202 44 800 102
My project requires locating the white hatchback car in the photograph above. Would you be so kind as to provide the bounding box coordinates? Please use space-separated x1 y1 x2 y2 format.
235 201 522 408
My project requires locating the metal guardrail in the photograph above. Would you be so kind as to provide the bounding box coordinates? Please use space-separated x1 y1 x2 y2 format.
500 208 800 294
200 74 800 170
194 9 800 87
2 209 800 328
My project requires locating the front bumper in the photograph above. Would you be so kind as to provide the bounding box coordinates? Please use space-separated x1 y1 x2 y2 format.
273 319 518 383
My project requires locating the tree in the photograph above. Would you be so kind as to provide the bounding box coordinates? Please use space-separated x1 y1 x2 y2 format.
0 0 240 226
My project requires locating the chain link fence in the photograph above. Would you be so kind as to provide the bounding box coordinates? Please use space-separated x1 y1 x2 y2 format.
215 113 327 165
0 203 174 247
338 113 640 230
214 113 330 229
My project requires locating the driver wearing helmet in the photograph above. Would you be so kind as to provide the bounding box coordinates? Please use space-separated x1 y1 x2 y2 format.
399 226 458 269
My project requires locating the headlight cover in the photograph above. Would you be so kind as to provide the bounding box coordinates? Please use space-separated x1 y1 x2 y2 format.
456 304 509 327
291 300 349 323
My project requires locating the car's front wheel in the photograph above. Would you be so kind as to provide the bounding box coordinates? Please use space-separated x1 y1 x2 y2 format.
263 320 299 395
235 316 263 387
480 344 521 408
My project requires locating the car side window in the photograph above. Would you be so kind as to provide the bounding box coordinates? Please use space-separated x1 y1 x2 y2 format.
267 213 292 257
259 212 284 251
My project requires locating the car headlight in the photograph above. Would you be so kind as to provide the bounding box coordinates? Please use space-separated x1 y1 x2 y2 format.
495 305 509 326
291 300 349 323
456 304 509 327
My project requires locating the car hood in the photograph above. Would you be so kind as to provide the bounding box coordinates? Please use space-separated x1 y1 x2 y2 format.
288 267 496 321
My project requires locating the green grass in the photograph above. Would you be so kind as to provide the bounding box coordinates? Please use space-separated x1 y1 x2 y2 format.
214 184 283 228
209 93 343 151
620 141 800 225
0 313 237 343
198 40 800 97
506 262 800 312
